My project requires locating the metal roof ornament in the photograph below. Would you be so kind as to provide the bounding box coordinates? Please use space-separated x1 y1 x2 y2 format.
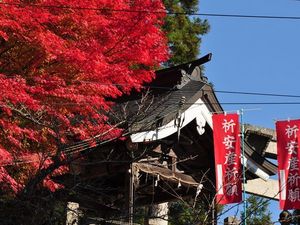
174 96 186 142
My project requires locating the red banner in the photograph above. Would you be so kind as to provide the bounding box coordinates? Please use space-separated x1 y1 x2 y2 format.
213 113 242 204
276 119 300 209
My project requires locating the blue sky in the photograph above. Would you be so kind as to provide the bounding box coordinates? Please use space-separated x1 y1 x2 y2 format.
199 0 300 223
200 0 300 129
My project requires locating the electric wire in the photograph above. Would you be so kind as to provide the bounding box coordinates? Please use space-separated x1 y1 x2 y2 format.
1 88 300 165
48 101 181 154
4 76 300 98
1 93 300 166
0 104 182 166
2 101 299 106
1 2 300 21
13 101 300 106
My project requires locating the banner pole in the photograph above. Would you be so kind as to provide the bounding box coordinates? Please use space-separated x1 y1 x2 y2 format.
240 109 247 225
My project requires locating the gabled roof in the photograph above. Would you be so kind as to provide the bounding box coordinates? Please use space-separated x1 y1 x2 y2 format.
125 54 277 180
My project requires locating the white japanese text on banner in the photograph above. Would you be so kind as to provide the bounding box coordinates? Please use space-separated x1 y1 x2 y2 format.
276 119 300 209
213 113 242 204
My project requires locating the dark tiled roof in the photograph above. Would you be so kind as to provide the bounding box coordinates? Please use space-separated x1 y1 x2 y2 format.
128 80 206 133
111 54 213 132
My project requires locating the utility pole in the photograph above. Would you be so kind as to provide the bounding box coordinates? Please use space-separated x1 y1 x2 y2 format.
129 163 134 225
240 109 247 225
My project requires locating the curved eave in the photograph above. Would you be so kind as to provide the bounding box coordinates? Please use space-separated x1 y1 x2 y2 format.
130 83 218 142
130 100 276 182
130 97 212 142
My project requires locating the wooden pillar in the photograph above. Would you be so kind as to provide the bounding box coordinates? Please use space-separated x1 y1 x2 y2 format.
129 163 134 225
224 216 240 225
147 202 168 225
124 164 134 224
66 202 80 225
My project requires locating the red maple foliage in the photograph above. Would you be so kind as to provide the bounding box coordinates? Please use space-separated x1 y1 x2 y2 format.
0 0 168 193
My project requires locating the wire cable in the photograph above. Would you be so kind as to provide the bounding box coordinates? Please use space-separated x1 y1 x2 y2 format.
1 2 300 20
4 76 300 98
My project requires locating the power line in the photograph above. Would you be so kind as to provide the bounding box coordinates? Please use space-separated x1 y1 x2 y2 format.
16 101 300 106
180 102 300 105
0 105 181 165
214 90 300 98
3 96 300 106
194 13 300 20
23 102 300 106
83 82 300 98
1 2 300 21
4 76 300 98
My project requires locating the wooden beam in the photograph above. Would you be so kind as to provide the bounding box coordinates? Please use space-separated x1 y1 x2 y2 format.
244 178 279 200
264 141 277 159
133 162 199 187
